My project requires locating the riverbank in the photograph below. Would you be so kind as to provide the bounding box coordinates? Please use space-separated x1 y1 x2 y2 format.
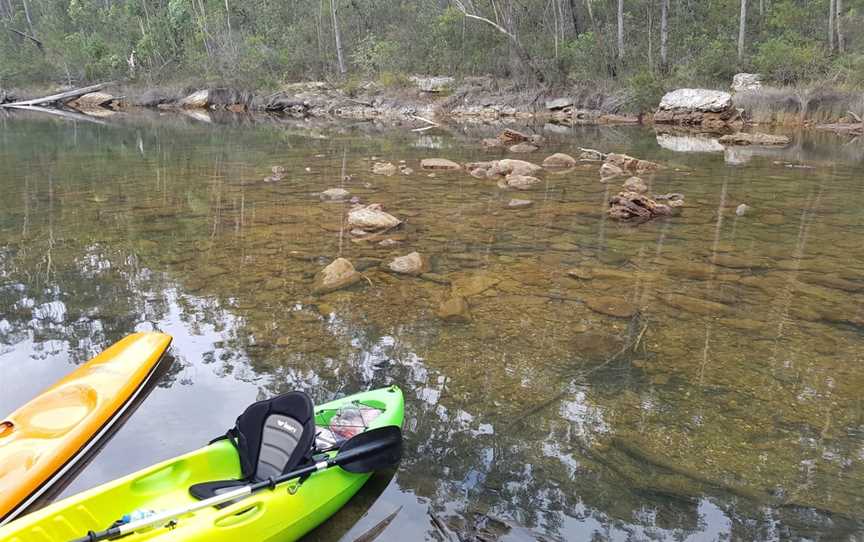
3 77 863 136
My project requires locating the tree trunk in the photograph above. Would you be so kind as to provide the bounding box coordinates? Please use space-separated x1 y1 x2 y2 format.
737 0 747 62
617 0 624 62
836 0 845 53
567 0 582 34
829 0 835 52
647 3 653 72
331 0 346 74
660 0 668 72
21 0 35 38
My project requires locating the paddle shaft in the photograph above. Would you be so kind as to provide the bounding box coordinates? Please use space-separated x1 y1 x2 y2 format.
71 458 329 542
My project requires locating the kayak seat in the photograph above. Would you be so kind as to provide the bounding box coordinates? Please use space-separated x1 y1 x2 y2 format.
189 391 315 503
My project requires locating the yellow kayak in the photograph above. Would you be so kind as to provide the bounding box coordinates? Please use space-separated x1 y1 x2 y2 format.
0 332 172 525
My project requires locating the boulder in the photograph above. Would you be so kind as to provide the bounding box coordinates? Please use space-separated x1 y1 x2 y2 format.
437 296 471 323
655 88 737 127
409 76 454 93
388 252 429 275
498 128 530 144
179 87 252 110
542 153 577 168
347 204 401 231
622 177 648 194
600 163 624 181
545 97 574 110
313 258 361 294
608 191 677 222
180 89 210 109
421 158 462 171
69 92 115 109
501 175 541 190
605 153 661 172
372 162 398 176
508 143 538 153
731 73 762 92
718 132 790 146
658 88 733 112
320 188 350 201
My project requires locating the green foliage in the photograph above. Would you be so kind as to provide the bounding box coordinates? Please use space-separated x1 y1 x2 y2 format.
753 37 827 84
0 0 862 90
626 70 667 114
377 71 411 89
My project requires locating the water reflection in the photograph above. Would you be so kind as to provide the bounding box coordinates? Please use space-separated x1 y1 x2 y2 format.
1 114 863 540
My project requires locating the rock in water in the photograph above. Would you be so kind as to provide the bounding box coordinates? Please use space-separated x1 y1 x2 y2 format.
546 97 574 110
605 153 661 172
507 199 534 209
622 177 648 194
348 204 401 231
313 258 361 294
437 296 471 323
608 191 677 221
735 203 750 216
372 162 398 176
179 89 210 109
508 143 539 153
542 153 577 168
503 175 541 190
585 296 637 318
388 252 429 275
320 188 350 201
731 73 762 92
489 159 543 177
579 148 606 161
600 162 624 181
421 158 462 171
718 132 790 146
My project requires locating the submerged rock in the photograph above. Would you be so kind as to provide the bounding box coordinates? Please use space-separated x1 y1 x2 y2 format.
320 188 350 201
605 153 661 172
388 252 429 275
600 162 624 181
579 148 606 161
662 293 734 316
718 132 791 146
543 153 578 168
372 162 398 176
490 159 543 178
585 296 637 318
735 203 750 216
348 203 401 231
501 175 541 190
437 296 471 323
313 258 361 294
622 176 648 194
508 143 539 153
507 198 534 209
421 158 462 170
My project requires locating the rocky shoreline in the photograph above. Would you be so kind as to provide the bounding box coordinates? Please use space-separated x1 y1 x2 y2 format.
3 75 863 136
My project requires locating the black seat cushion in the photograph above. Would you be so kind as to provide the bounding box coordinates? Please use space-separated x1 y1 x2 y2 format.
189 391 315 502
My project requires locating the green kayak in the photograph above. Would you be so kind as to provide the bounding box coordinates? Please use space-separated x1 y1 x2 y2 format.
0 385 404 542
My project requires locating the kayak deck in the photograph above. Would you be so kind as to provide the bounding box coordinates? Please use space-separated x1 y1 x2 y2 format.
0 332 172 525
0 385 404 542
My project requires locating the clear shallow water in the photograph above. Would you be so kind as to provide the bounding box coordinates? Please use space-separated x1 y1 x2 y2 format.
1 110 863 541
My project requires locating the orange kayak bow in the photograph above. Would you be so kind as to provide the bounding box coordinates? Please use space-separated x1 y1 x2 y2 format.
0 332 172 525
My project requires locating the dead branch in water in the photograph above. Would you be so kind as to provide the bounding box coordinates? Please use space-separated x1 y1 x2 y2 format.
3 105 107 125
0 82 114 108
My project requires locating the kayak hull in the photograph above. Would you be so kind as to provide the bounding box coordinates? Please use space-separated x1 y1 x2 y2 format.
0 332 173 525
0 385 405 542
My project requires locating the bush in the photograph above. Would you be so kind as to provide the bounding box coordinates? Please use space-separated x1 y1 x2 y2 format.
753 37 827 85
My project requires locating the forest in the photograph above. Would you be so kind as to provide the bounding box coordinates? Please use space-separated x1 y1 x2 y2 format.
0 0 862 96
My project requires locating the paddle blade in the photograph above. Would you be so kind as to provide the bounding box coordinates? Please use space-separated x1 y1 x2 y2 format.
335 425 403 473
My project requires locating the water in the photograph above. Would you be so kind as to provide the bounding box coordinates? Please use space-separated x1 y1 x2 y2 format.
1 110 864 541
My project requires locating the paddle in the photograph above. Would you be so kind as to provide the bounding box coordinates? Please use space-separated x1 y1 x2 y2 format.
70 425 402 542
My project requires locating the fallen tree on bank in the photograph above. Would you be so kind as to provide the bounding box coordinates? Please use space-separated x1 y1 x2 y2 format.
0 82 114 109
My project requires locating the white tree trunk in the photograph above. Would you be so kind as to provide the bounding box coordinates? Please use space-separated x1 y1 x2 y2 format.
617 0 624 61
331 0 346 74
829 0 835 52
836 0 845 53
660 0 668 71
737 0 747 62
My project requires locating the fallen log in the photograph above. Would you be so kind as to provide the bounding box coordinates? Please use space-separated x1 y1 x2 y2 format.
0 82 114 108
